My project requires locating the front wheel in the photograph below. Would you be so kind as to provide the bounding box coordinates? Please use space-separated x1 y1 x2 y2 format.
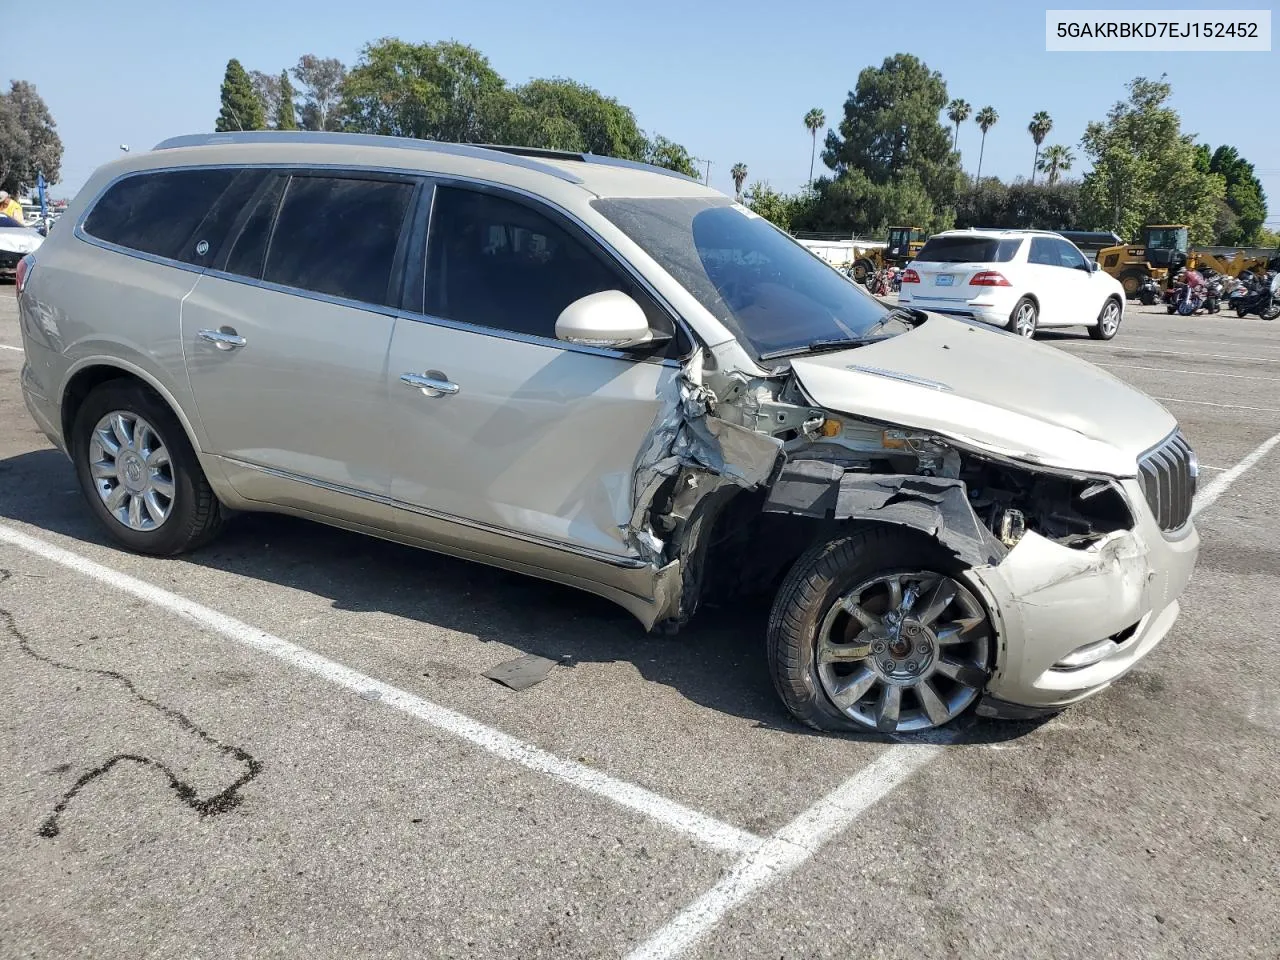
1263 303 1280 322
767 527 994 734
1089 298 1122 340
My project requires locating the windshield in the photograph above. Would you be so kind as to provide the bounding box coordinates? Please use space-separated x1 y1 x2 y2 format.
591 196 895 360
1146 227 1189 251
914 235 1021 264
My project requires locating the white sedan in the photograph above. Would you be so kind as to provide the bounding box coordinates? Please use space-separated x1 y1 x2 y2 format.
899 229 1125 340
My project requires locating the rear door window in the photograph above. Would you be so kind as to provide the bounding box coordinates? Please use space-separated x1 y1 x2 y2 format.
83 168 242 261
263 175 415 306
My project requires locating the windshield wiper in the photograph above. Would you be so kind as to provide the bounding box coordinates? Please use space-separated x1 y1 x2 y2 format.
759 308 923 362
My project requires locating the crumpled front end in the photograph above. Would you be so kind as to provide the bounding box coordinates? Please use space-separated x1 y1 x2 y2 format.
971 478 1199 715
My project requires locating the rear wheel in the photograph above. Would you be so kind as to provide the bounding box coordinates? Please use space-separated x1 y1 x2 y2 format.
852 258 875 286
1263 303 1280 322
1089 298 1122 340
71 380 227 555
1009 298 1038 338
767 527 994 734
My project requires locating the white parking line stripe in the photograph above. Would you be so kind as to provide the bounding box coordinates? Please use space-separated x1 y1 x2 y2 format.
0 521 762 856
1154 397 1280 414
1094 361 1280 383
0 344 22 352
625 745 941 960
1192 431 1280 517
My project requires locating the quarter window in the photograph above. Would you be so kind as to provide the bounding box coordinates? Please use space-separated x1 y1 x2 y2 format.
425 186 663 341
263 175 414 306
83 168 240 261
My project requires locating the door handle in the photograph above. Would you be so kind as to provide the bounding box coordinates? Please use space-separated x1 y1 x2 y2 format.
198 328 247 350
400 371 460 397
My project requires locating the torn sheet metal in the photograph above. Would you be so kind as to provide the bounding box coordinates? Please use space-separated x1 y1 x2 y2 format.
762 463 1005 567
625 359 783 562
483 654 571 691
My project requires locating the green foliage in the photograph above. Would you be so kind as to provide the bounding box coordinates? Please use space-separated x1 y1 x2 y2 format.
1255 226 1280 248
644 135 699 178
956 177 1083 230
293 55 346 132
1205 144 1267 245
817 54 962 235
973 105 998 180
1081 76 1225 244
1036 144 1074 186
803 108 825 185
946 98 971 148
341 39 507 141
743 181 797 230
276 71 298 130
0 80 62 194
501 78 647 158
216 59 265 132
730 162 748 197
1027 111 1052 182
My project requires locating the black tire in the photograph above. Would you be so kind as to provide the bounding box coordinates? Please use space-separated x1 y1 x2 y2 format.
1117 269 1149 300
1167 305 1176 314
71 379 226 555
766 525 992 734
1008 297 1038 338
1088 297 1122 340
1237 308 1249 318
852 258 875 286
1263 304 1280 322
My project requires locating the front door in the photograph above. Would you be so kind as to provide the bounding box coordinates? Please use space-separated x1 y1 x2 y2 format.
181 171 418 498
384 184 681 559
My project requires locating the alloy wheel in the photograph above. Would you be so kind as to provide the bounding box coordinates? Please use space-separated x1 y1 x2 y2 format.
815 571 991 733
1014 303 1037 338
88 411 175 531
1100 301 1121 336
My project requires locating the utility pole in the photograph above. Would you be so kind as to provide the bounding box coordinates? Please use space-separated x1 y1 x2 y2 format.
702 158 712 185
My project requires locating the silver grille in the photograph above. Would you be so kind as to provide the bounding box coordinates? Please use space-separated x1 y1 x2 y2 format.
1137 432 1197 532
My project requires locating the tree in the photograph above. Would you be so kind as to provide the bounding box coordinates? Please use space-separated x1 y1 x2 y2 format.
644 135 698 178
803 107 824 187
500 78 646 158
292 54 347 132
821 54 962 224
974 106 998 180
1204 144 1267 244
248 71 281 127
1036 144 1074 186
216 59 265 132
1027 111 1052 183
342 39 508 142
276 70 298 130
0 81 62 195
730 162 748 199
795 170 947 236
946 98 971 150
743 181 794 230
956 177 1082 231
1081 76 1225 243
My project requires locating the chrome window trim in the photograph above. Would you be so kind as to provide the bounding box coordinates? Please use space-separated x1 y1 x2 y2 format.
224 457 651 571
73 162 699 369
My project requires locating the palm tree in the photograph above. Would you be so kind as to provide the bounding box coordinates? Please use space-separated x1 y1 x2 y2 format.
1028 111 1053 184
1036 144 1074 186
803 108 825 187
730 162 748 199
946 99 971 150
974 106 998 180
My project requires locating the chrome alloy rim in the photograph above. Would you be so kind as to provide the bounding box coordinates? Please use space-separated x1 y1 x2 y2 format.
88 411 175 531
815 572 991 733
1100 301 1121 336
1014 303 1036 337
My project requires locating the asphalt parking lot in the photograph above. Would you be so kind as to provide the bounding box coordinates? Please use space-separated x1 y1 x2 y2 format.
1 293 1276 959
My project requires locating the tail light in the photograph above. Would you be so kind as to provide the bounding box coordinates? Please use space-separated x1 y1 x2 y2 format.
970 270 1011 286
900 268 920 284
14 255 32 296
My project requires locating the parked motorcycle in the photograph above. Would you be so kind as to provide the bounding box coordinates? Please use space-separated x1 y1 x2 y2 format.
1231 270 1280 320
868 266 899 297
1137 275 1163 306
1201 268 1224 314
1166 268 1206 316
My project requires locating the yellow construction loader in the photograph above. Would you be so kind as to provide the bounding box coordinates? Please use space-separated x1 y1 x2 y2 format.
1099 224 1279 300
849 226 928 284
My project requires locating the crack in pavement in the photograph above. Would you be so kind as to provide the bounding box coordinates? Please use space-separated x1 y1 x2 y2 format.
0 568 263 837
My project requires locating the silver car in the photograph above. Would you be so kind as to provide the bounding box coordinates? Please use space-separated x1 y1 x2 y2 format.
16 132 1200 734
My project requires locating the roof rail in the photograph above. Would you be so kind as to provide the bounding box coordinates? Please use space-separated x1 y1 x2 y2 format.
150 131 584 184
472 143 701 183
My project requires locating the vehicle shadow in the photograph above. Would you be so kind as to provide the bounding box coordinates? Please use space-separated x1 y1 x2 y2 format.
0 447 1045 746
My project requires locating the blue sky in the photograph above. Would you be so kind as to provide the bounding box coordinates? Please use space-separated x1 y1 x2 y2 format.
10 0 1279 226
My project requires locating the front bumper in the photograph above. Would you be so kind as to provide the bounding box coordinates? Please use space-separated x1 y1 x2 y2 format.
970 477 1199 711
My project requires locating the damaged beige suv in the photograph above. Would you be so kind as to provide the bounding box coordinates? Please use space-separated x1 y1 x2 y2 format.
17 132 1200 734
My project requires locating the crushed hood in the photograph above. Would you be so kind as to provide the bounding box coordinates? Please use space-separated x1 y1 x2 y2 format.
789 315 1175 477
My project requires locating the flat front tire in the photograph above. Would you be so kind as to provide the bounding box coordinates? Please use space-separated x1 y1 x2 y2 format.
71 380 227 555
767 527 994 734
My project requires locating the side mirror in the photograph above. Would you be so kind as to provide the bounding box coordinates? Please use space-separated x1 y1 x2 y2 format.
1085 259 1099 273
555 290 658 349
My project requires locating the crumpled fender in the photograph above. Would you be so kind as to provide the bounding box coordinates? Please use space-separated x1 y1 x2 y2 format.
761 460 1007 568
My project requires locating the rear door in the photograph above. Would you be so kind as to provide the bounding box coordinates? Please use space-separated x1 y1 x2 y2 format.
181 170 418 500
383 183 682 558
